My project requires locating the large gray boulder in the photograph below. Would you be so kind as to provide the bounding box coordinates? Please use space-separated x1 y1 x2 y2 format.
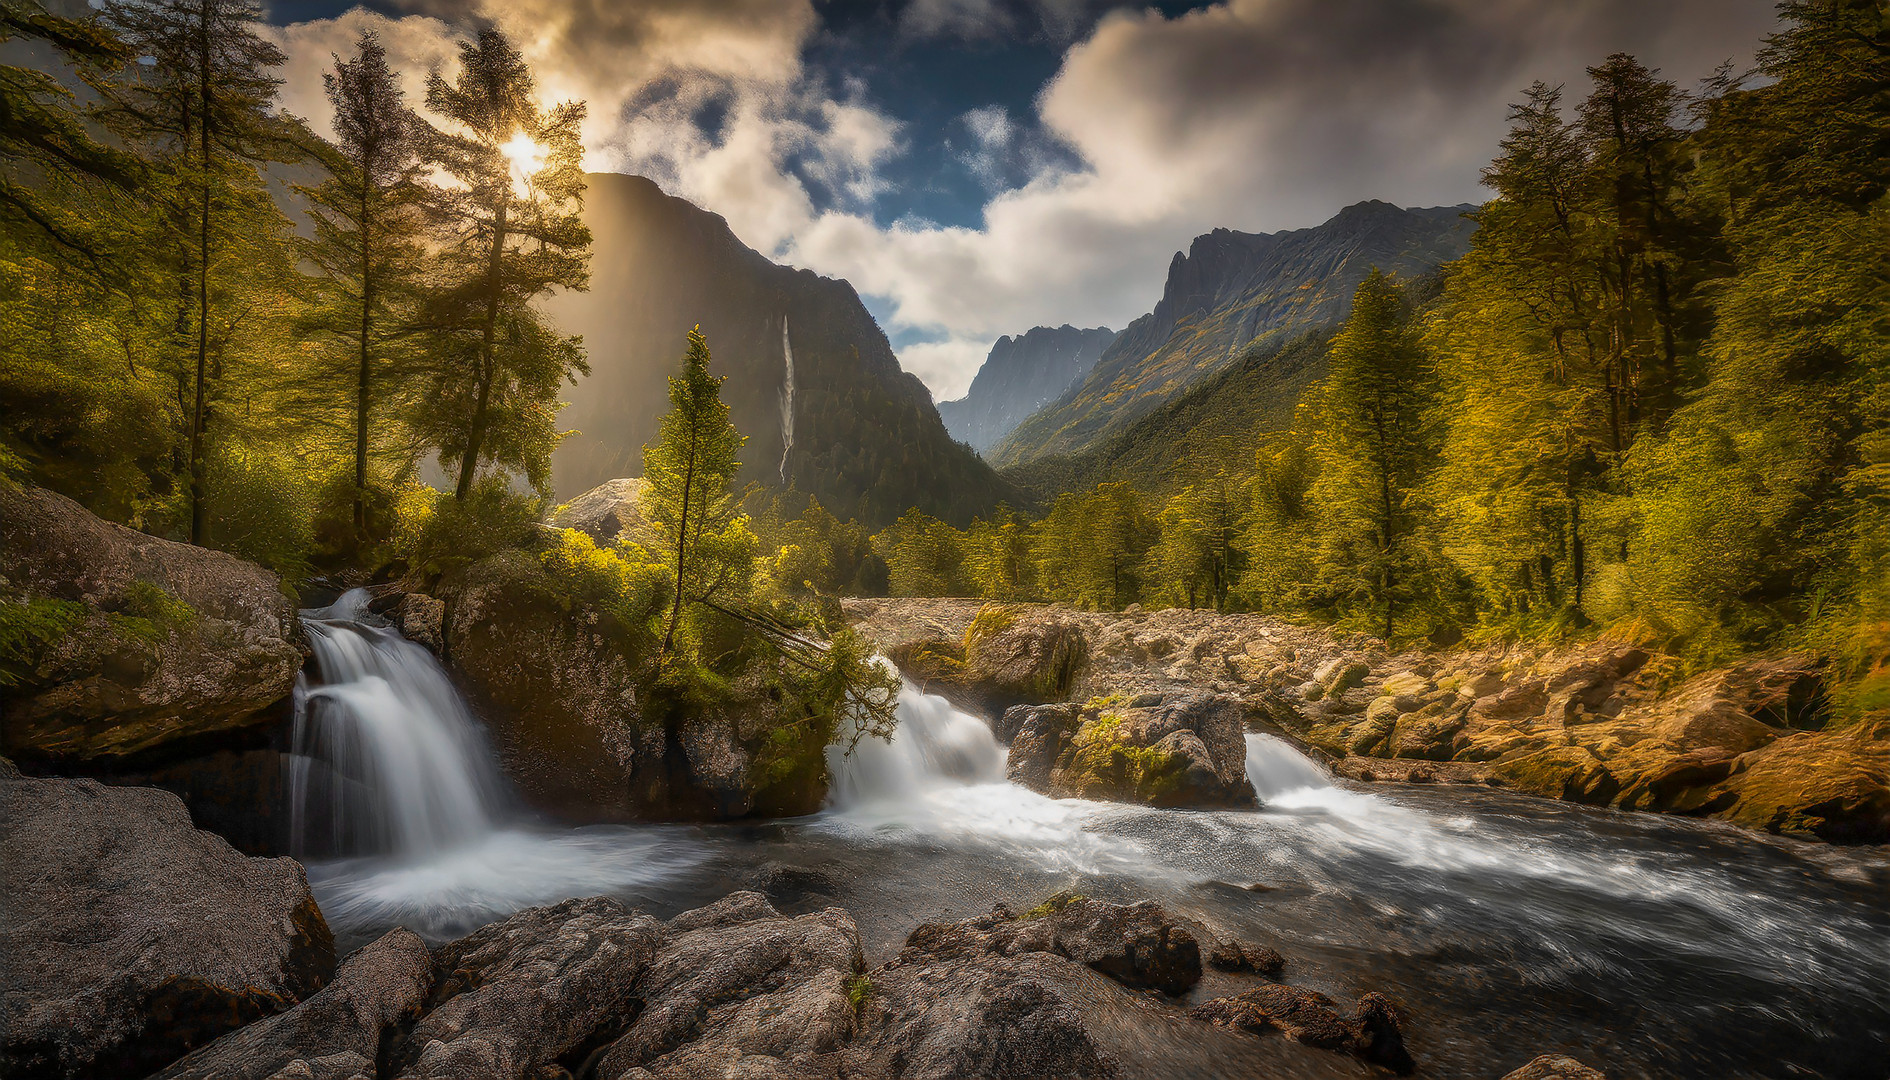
392 897 665 1080
153 928 434 1080
595 893 861 1078
550 477 648 544
1006 691 1257 808
0 485 302 760
0 762 334 1079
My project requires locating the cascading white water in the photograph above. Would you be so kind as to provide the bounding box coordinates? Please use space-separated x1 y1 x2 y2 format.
1244 733 1334 801
287 589 506 858
827 682 1007 808
779 315 796 484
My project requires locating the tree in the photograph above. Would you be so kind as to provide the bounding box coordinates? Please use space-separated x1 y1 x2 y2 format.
1151 472 1244 611
1310 270 1440 639
643 327 756 657
417 26 590 501
100 0 304 544
0 0 139 257
296 30 428 545
964 504 1032 600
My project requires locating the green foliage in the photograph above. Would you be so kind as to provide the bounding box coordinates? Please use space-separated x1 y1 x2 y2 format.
875 508 969 598
537 528 666 637
415 26 590 502
392 477 539 582
0 596 84 686
846 974 871 1014
643 327 757 657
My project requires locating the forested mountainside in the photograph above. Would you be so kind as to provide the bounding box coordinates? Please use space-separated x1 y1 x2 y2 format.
993 200 1475 466
547 174 1008 526
1001 330 1334 505
936 325 1116 453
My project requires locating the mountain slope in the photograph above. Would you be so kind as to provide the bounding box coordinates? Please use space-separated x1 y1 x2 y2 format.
546 174 1009 527
992 200 1475 466
936 325 1116 454
1000 330 1335 505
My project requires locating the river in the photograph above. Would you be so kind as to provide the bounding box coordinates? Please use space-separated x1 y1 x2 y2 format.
289 592 1890 1079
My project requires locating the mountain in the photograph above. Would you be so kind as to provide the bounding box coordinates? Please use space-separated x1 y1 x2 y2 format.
992 200 1476 466
546 174 1009 527
936 325 1116 454
1001 331 1334 505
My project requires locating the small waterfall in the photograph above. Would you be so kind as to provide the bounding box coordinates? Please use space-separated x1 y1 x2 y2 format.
287 589 506 858
828 681 1007 809
1244 733 1333 801
779 316 796 484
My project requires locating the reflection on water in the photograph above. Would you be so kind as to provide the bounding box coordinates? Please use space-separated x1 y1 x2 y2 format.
306 676 1890 1079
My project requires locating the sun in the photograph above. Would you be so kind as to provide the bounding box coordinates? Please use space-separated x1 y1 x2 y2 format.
499 132 546 177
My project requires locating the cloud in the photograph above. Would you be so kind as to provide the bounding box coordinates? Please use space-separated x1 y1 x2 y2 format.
270 0 1783 402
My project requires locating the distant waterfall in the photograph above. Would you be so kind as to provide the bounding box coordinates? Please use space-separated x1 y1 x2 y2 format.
287 589 506 858
779 316 796 484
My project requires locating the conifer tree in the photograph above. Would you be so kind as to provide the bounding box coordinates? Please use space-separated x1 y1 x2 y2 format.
416 26 590 501
1311 270 1440 639
296 30 428 545
643 327 755 657
99 0 303 544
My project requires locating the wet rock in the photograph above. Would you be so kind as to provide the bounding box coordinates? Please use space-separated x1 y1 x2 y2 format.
1010 692 1256 809
1324 661 1370 699
849 948 1117 1080
595 894 862 1078
963 614 1089 711
902 895 1202 997
389 593 445 655
1190 984 1413 1074
1347 698 1401 756
1709 728 1890 843
392 896 664 1080
0 762 334 1079
996 701 1076 744
0 485 302 760
153 929 433 1080
438 552 653 824
550 477 648 544
1491 745 1620 805
1208 940 1286 978
678 715 755 819
751 862 842 908
1501 1053 1609 1079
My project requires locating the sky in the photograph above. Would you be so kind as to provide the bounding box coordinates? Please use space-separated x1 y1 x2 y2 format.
262 0 1785 400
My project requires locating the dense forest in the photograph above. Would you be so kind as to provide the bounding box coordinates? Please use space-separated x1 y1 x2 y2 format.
3 1 1885 724
774 3 1887 724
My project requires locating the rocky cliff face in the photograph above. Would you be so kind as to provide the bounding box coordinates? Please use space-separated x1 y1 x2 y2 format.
994 201 1476 466
937 325 1116 454
547 174 1009 527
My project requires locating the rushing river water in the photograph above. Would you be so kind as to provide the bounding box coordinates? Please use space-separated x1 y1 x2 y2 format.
291 592 1890 1080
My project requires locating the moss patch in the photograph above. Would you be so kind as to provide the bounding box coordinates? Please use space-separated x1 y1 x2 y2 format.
0 598 86 687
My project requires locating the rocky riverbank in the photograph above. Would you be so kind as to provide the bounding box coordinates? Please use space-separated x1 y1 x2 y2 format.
6 756 1620 1080
844 598 1890 844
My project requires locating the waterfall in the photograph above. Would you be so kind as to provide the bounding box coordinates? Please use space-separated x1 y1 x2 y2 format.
779 315 796 484
827 680 1007 809
287 589 506 858
1244 733 1333 801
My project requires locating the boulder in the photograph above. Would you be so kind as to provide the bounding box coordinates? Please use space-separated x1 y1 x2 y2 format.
0 485 302 760
438 552 655 823
153 929 434 1080
890 610 1089 717
896 895 1202 997
389 593 445 655
1208 940 1286 978
1501 1054 1609 1080
0 762 333 1079
1490 745 1620 806
1709 728 1890 843
392 896 665 1079
594 893 862 1078
1008 692 1256 808
1191 985 1413 1074
549 477 648 544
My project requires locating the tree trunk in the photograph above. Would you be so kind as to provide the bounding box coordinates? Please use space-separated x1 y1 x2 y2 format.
661 431 699 657
354 183 373 540
455 199 507 501
188 1 212 546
